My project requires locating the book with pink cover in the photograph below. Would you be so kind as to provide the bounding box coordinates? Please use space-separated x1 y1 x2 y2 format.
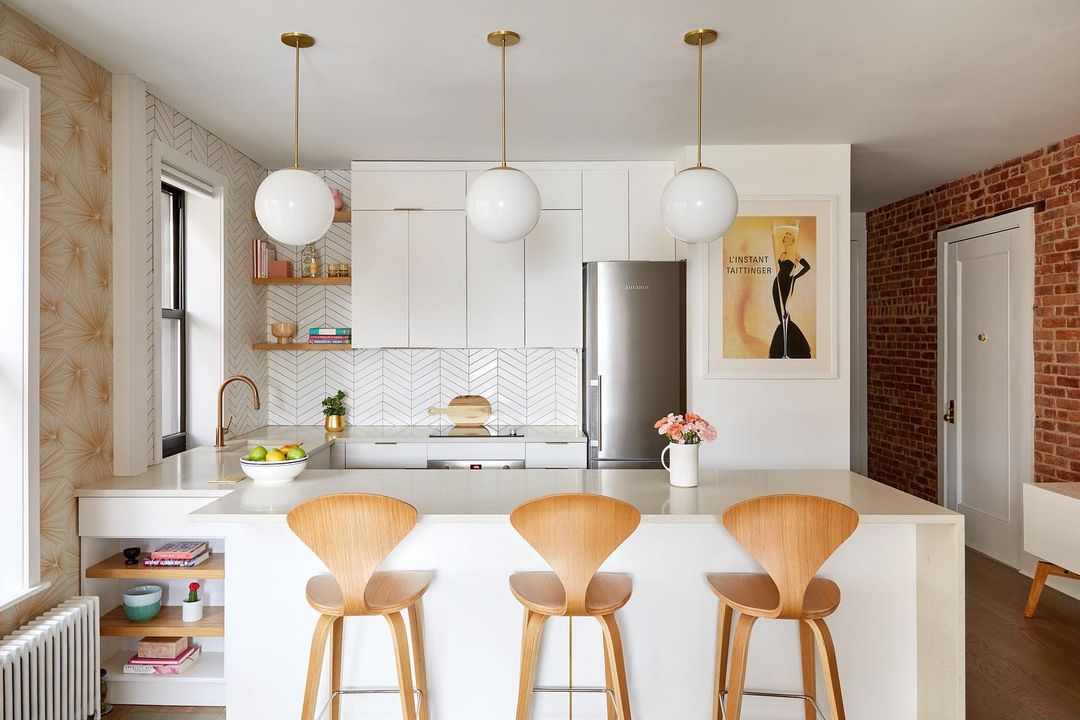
124 646 201 675
150 541 208 560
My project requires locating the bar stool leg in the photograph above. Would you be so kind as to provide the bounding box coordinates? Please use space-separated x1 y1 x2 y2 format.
723 613 757 720
516 609 549 720
301 614 336 720
712 602 733 720
603 635 616 720
331 617 344 720
386 611 418 720
598 612 632 720
807 619 845 720
798 620 816 720
407 600 430 720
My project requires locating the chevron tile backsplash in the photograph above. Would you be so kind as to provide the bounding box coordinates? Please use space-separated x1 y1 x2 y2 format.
265 346 579 427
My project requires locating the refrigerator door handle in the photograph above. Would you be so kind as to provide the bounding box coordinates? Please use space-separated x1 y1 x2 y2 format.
590 376 602 451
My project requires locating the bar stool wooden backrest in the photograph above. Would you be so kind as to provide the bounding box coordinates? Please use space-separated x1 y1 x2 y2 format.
722 494 859 619
510 493 641 616
287 493 419 615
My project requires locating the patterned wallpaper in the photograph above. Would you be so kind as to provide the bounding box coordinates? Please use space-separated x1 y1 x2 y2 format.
144 94 269 462
0 3 112 635
263 171 581 428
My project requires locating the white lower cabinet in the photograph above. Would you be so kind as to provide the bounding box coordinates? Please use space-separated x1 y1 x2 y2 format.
525 210 583 348
467 222 525 347
344 442 428 469
525 442 588 469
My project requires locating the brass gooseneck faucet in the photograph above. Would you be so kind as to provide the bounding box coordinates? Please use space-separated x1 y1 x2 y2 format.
215 375 261 447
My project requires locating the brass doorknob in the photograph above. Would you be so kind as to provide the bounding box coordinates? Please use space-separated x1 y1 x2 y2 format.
943 400 956 424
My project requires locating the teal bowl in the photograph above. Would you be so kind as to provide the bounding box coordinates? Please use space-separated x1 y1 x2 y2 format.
122 585 163 622
123 600 161 622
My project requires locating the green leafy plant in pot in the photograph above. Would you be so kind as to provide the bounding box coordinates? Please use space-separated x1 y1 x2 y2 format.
323 390 347 432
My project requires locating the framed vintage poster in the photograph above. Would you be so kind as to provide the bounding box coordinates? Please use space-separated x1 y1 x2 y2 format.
703 196 837 378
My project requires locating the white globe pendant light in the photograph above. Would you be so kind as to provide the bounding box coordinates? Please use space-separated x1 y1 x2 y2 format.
661 29 739 245
465 30 541 244
255 32 334 247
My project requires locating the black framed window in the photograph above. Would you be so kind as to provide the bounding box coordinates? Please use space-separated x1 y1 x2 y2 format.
160 183 187 457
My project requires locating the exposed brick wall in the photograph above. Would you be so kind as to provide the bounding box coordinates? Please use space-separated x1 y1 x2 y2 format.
866 135 1080 502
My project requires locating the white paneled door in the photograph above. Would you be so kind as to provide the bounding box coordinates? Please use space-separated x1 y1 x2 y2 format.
408 211 466 348
525 210 583 348
941 209 1034 568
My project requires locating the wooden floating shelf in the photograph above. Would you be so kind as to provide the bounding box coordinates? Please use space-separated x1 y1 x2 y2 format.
251 209 351 223
86 553 225 580
252 276 350 285
253 342 352 351
100 605 224 637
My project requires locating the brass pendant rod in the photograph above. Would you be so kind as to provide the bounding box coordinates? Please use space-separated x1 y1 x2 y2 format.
500 37 507 168
293 40 300 169
696 36 703 168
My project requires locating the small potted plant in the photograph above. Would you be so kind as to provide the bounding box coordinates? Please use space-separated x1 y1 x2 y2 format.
654 413 717 488
182 582 203 622
322 390 347 432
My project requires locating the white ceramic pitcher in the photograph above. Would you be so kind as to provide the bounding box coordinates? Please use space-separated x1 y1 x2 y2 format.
661 443 699 488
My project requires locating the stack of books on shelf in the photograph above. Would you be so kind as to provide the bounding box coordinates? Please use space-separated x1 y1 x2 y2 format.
143 541 211 568
124 636 202 675
308 327 351 346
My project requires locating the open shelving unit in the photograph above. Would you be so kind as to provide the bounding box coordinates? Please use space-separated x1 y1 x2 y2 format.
82 543 227 706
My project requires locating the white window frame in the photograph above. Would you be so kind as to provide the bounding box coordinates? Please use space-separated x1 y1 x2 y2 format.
0 55 45 611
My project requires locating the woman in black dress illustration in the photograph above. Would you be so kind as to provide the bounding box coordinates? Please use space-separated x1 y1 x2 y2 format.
769 222 812 359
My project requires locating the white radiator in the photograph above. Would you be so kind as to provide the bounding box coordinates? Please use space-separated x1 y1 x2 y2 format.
0 596 100 720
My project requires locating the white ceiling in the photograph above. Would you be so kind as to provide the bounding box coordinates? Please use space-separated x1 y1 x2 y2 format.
9 0 1080 210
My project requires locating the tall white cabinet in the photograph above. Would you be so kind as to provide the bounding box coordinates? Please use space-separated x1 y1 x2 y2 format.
526 210 582 348
467 225 524 348
408 212 466 347
351 211 409 347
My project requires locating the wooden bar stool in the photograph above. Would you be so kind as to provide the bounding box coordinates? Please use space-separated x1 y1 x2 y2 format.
509 493 642 720
707 495 859 720
287 493 431 720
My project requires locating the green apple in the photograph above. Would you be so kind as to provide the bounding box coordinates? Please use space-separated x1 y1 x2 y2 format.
286 447 307 460
248 445 268 462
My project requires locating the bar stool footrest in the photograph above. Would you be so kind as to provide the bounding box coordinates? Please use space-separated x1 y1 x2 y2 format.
318 687 423 719
719 688 827 719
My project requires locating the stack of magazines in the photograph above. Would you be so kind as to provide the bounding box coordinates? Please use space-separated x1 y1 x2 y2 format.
143 541 210 568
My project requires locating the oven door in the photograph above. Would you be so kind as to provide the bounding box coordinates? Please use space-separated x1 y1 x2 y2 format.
427 459 525 470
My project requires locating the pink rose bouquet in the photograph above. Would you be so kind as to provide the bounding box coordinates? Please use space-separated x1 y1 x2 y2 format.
654 412 717 445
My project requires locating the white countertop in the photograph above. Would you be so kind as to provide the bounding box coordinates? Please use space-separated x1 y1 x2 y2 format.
75 424 586 497
187 468 960 525
1027 481 1080 501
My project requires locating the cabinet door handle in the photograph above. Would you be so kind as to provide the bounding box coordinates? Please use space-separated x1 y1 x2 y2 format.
374 441 399 445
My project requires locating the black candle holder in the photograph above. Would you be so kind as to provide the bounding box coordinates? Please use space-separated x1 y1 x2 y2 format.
122 547 141 566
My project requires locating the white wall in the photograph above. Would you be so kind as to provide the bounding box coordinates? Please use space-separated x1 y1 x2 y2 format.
681 145 852 469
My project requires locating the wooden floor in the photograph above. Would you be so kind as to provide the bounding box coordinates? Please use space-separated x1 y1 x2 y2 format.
967 549 1080 720
109 550 1080 720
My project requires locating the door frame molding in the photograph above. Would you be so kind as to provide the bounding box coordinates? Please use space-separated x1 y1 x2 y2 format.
937 207 1034 563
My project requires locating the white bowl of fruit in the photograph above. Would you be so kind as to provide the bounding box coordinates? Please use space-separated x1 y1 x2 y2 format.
239 444 308 485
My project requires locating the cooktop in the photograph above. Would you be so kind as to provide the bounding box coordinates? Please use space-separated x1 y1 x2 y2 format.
427 426 525 438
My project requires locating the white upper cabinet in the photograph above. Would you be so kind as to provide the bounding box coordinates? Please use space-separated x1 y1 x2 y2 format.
466 170 582 210
467 222 525 348
582 170 629 262
352 171 465 210
525 210 583 348
352 211 409 347
629 168 676 261
408 212 466 348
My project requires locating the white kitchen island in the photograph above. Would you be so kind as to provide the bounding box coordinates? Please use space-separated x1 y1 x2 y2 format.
178 468 963 720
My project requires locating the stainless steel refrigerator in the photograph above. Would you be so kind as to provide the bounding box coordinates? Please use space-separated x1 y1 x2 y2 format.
583 261 687 469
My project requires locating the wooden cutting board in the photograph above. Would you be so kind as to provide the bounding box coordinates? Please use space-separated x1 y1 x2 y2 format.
427 395 492 427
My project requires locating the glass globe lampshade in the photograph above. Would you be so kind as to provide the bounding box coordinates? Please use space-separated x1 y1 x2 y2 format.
255 167 335 247
660 166 739 245
466 167 541 243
